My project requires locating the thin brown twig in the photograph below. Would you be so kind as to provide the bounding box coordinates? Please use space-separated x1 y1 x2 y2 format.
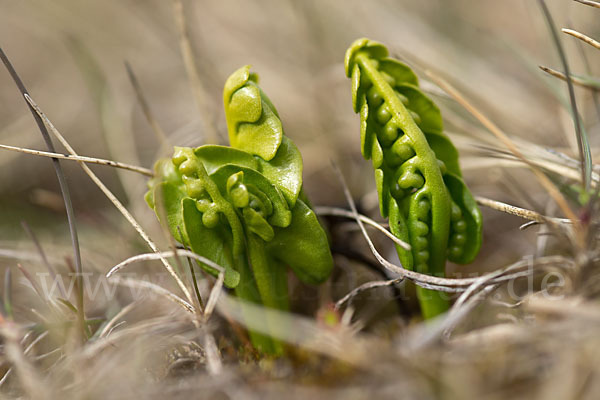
0 143 153 176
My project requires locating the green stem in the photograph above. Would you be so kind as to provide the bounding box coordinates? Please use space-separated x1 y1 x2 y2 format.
246 233 287 355
247 233 289 311
416 287 449 319
233 253 278 354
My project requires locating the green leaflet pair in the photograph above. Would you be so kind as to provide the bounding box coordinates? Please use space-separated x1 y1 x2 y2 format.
146 65 333 354
345 39 483 318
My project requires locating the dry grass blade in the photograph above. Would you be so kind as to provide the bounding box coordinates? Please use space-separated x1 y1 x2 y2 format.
573 0 600 8
106 250 227 319
465 156 586 182
0 326 49 399
125 62 170 148
32 348 61 362
539 65 600 90
98 300 141 338
78 316 191 362
424 71 580 227
538 0 591 190
0 47 86 344
4 268 13 319
110 277 194 314
335 278 402 309
106 249 224 281
523 296 600 319
448 255 571 317
474 141 600 184
204 271 224 320
0 143 154 176
571 27 600 123
0 331 50 387
410 257 574 349
475 195 570 225
16 263 45 301
20 221 60 288
23 93 195 310
407 285 499 350
181 238 205 312
520 221 539 230
203 332 222 375
314 206 411 250
172 0 217 143
562 28 600 50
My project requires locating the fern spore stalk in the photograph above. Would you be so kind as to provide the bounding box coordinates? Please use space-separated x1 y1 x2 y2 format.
345 39 483 318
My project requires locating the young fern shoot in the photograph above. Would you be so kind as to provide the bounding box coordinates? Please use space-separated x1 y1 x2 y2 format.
345 39 483 318
146 65 333 354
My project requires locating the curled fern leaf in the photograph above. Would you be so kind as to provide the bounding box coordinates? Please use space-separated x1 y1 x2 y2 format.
345 38 483 318
146 66 333 353
224 65 282 161
224 65 304 206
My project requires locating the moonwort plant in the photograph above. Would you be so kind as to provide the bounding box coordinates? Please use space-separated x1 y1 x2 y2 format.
145 65 333 354
345 39 483 318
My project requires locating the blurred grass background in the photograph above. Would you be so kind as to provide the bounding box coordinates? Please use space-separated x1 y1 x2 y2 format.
0 1 599 398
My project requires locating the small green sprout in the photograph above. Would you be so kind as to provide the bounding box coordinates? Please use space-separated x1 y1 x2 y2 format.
345 38 483 319
146 65 333 354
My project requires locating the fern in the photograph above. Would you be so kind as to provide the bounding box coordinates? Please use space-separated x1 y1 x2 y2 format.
345 39 483 318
